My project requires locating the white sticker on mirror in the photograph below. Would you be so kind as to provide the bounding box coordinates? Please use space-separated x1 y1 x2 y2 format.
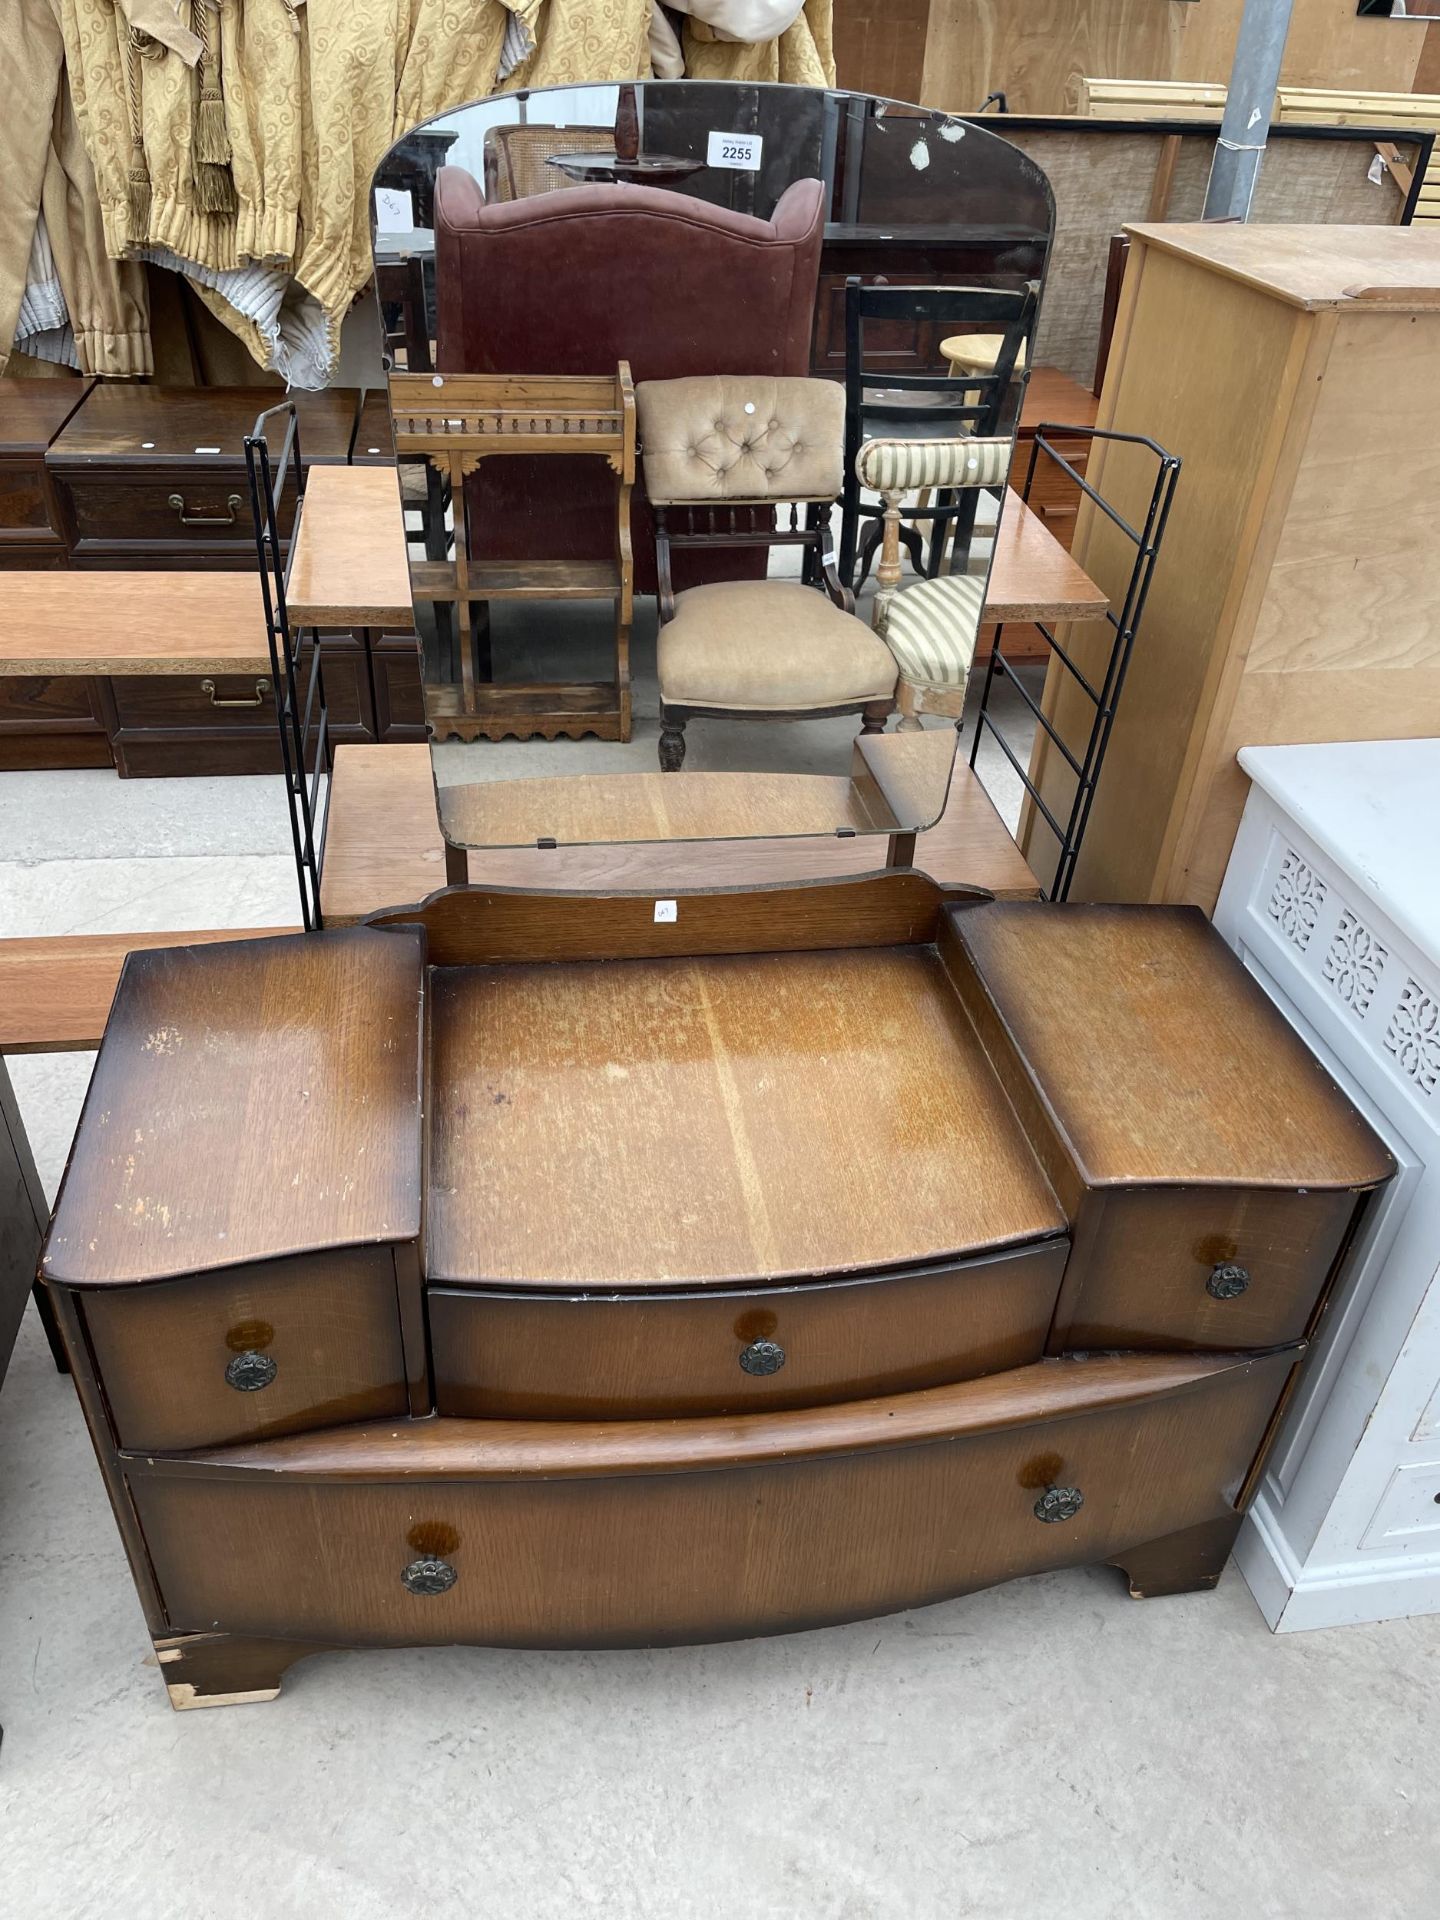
653 900 678 923
707 131 762 172
374 186 415 234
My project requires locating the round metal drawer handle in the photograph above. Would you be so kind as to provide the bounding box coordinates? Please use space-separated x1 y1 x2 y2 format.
739 1338 786 1377
1207 1262 1251 1301
402 1557 458 1597
1033 1484 1084 1524
224 1350 277 1392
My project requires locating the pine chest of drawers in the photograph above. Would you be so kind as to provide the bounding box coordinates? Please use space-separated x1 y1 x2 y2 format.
41 876 1391 1708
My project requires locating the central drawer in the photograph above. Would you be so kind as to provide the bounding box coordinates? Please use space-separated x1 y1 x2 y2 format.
430 1239 1070 1419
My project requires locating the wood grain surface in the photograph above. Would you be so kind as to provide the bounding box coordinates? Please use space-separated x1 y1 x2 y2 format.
319 744 1041 924
988 487 1109 622
43 928 425 1286
47 384 357 464
369 870 967 965
429 1240 1070 1419
286 466 413 627
0 928 296 1054
951 901 1393 1190
127 1350 1296 1647
0 572 273 675
426 944 1065 1286
0 375 94 454
1123 221 1440 311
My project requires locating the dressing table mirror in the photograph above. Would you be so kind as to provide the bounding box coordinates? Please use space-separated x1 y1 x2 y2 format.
368 81 1054 857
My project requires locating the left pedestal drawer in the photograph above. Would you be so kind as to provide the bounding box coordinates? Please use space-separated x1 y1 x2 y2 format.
77 1248 408 1450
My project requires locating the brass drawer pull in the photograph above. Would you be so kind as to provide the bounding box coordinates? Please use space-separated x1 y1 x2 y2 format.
1033 1484 1084 1524
1207 1262 1251 1300
739 1338 786 1376
402 1557 458 1596
200 677 270 709
225 1350 277 1392
168 491 242 527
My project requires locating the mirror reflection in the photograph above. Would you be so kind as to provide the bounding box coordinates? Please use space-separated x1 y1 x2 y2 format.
370 81 1054 849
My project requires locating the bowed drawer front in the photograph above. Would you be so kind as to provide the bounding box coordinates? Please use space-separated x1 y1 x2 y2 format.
430 1239 1070 1420
127 1350 1298 1650
82 1249 410 1451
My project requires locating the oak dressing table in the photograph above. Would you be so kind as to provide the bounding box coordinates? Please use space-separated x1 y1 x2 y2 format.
42 876 1390 1706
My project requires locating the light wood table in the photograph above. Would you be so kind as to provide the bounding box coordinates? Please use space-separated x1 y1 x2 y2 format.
318 744 1042 925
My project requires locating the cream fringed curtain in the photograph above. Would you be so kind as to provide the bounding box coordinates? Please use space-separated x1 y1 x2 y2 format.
3 0 834 386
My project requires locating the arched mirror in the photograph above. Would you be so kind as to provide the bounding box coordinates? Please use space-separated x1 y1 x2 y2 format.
369 81 1054 852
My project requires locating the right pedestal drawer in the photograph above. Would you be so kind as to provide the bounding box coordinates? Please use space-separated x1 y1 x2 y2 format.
429 1238 1071 1419
128 1348 1299 1651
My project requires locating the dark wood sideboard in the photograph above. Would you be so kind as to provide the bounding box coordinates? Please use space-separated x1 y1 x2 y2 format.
0 380 426 775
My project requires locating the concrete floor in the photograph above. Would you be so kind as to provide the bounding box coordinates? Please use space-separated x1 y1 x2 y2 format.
3 735 1440 1915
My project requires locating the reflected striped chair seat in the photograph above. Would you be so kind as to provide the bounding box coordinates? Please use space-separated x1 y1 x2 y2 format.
881 572 987 699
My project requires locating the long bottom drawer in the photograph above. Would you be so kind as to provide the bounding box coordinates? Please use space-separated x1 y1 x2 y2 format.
129 1350 1296 1650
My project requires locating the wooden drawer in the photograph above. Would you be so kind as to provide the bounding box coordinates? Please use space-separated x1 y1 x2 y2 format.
105 637 375 776
128 1348 1297 1648
431 1240 1070 1419
52 472 285 562
81 1249 408 1451
109 645 367 735
1052 1187 1359 1355
0 673 106 732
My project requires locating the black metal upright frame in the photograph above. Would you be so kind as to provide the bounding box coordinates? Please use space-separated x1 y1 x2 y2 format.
969 426 1179 902
244 402 331 931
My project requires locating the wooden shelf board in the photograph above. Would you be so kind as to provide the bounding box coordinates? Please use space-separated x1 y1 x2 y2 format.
411 559 621 602
0 928 297 1055
0 573 273 676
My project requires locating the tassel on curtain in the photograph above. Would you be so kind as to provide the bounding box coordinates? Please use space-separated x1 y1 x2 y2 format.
191 0 236 212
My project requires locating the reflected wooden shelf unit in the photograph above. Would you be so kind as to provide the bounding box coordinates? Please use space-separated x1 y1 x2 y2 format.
390 367 637 744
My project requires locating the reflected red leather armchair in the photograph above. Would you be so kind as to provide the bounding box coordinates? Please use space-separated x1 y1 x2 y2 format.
433 171 826 593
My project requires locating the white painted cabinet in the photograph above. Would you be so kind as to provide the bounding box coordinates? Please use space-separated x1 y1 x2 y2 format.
1215 739 1440 1631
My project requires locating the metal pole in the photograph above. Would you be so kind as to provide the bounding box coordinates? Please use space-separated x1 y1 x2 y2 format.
1202 0 1296 221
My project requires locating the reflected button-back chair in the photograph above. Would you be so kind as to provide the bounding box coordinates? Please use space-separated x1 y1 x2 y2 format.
637 375 898 771
860 436 1014 730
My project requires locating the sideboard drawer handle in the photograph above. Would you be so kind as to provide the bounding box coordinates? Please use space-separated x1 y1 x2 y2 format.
1207 1263 1251 1301
225 1350 277 1392
1033 1484 1084 1524
200 677 270 709
402 1557 458 1596
739 1338 786 1376
168 491 242 527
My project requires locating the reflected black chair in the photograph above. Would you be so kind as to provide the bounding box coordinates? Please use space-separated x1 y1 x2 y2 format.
839 279 1037 589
